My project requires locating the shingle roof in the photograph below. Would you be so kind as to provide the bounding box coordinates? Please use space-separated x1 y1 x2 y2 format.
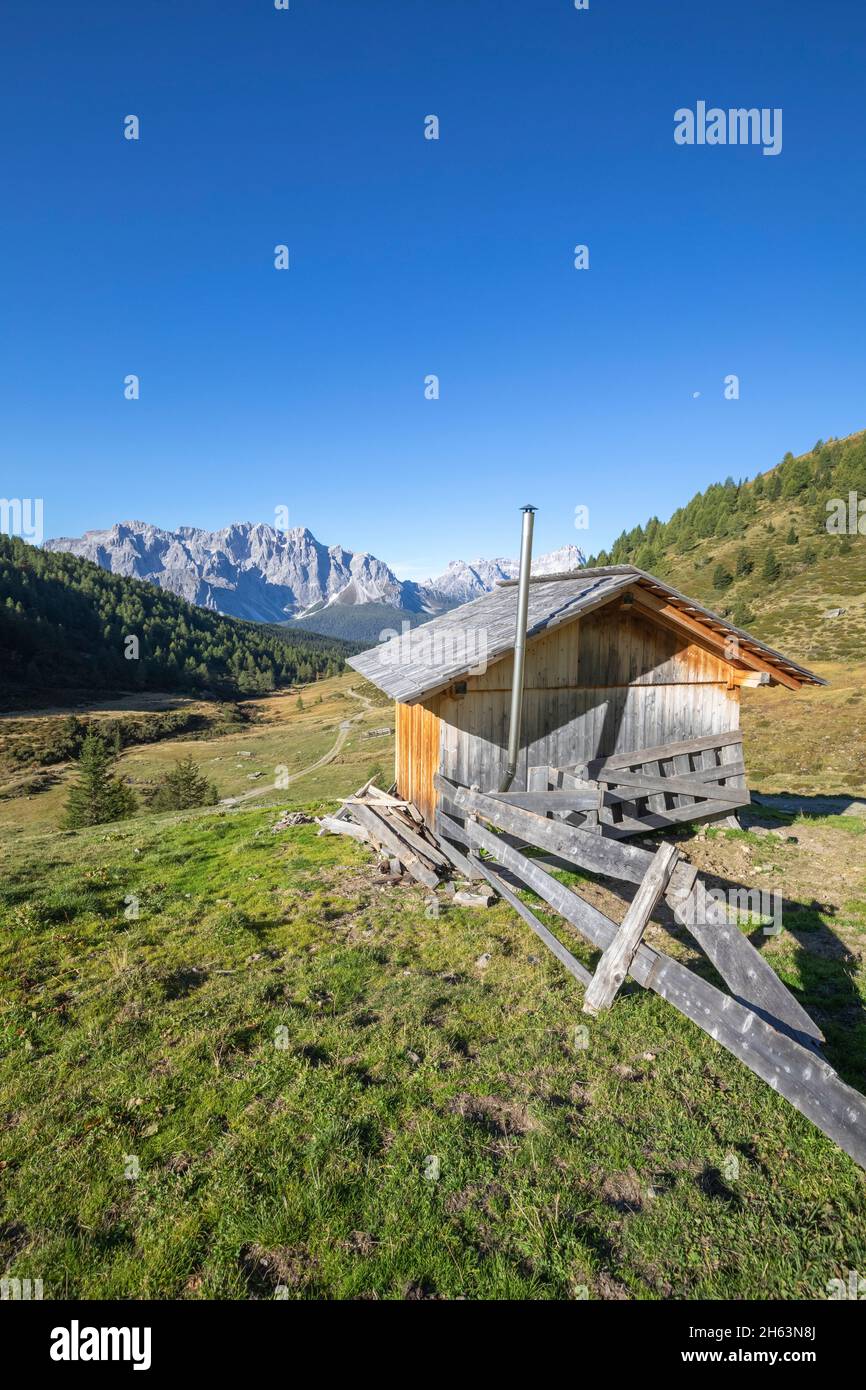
347 565 825 703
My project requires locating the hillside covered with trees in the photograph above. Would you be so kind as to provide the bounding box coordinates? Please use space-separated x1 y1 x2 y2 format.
0 536 355 702
586 430 866 662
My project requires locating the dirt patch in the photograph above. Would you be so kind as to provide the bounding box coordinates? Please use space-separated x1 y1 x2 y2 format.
448 1092 540 1137
596 1270 631 1300
601 1168 645 1215
340 1231 377 1257
239 1242 319 1295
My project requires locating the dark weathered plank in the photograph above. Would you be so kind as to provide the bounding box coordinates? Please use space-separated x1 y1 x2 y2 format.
472 857 593 988
487 790 599 812
350 802 440 889
583 842 680 1015
431 813 485 881
601 798 748 838
435 775 650 880
599 768 749 805
467 821 866 1169
563 730 744 778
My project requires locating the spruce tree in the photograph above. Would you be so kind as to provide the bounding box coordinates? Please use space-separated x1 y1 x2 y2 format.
735 548 753 577
762 549 781 582
62 730 137 828
148 755 219 811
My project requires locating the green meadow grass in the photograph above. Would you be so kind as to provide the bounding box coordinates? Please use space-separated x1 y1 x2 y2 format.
2 805 865 1300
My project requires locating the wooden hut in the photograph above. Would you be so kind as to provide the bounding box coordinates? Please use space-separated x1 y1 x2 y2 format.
348 565 823 834
336 566 866 1170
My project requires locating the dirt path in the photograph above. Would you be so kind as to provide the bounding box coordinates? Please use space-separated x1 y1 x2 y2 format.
220 687 374 806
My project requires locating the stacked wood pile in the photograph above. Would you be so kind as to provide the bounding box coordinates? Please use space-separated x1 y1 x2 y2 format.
315 781 456 890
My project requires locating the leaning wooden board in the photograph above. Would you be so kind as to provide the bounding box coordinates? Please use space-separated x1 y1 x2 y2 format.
436 775 823 1050
466 818 866 1171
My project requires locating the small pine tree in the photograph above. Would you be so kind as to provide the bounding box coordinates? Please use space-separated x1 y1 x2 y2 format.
786 525 798 545
148 755 219 811
762 549 781 581
803 545 818 565
734 548 753 577
62 730 137 829
712 563 734 591
296 695 304 712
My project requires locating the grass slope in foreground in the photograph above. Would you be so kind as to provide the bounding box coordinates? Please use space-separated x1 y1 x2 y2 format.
1 800 865 1299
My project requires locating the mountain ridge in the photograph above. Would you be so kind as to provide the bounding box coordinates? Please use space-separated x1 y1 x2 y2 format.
44 521 585 637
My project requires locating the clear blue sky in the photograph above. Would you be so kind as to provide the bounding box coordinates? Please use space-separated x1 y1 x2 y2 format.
2 0 865 579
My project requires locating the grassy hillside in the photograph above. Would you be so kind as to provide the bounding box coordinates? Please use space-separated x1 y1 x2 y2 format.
588 430 866 664
1 798 864 1299
0 536 353 704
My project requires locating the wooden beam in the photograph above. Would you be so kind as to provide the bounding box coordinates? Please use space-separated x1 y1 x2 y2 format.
599 770 749 805
357 809 450 868
583 843 680 1015
316 815 371 843
486 789 600 812
568 730 743 778
320 777 374 833
632 590 801 690
603 772 750 806
467 820 865 1169
599 758 746 791
349 802 440 889
436 776 648 881
471 857 593 988
601 798 750 838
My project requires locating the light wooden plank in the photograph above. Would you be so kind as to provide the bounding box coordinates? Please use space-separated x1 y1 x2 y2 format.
316 815 371 843
583 842 680 1015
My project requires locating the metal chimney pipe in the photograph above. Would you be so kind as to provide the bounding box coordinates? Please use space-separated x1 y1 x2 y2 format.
499 505 537 792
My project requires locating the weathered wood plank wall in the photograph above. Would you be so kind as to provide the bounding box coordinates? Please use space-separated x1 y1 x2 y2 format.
435 610 740 796
397 607 741 818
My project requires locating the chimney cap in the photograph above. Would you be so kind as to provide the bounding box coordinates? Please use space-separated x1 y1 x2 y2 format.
519 504 538 512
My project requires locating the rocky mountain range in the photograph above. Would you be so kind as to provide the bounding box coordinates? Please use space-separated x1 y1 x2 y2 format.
43 522 584 638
